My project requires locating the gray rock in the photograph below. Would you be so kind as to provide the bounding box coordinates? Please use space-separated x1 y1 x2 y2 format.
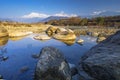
79 30 120 80
35 46 71 80
0 75 3 79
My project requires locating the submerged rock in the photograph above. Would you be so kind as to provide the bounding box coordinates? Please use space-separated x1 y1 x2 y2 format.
35 46 71 80
2 56 9 61
79 30 120 80
20 66 29 73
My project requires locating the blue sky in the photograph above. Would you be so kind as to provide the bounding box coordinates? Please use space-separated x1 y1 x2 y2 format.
0 0 120 18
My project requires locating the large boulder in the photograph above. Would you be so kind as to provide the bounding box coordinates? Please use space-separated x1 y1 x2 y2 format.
53 33 76 41
0 27 8 37
53 29 76 41
35 47 71 80
46 26 58 36
79 30 120 80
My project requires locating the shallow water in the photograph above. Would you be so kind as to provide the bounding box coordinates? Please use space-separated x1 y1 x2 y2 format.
0 34 97 80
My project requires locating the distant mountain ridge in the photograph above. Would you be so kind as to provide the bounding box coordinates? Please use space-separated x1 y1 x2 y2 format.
41 16 68 22
0 11 120 23
92 11 120 17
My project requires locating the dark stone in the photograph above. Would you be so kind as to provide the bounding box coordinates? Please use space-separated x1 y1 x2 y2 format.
35 46 71 80
2 56 8 61
20 66 29 73
78 30 120 80
0 75 3 79
70 67 78 76
32 54 39 59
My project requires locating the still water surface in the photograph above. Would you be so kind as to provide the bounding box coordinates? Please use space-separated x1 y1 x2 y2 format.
0 34 97 80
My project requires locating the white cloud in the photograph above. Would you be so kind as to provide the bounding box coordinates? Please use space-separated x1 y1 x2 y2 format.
21 11 77 18
54 11 77 17
91 10 106 15
22 12 50 18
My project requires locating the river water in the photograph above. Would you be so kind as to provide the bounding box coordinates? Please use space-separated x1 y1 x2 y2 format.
0 34 97 80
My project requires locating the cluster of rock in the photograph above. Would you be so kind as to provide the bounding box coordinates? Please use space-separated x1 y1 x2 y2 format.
35 30 120 80
34 26 84 45
87 31 109 43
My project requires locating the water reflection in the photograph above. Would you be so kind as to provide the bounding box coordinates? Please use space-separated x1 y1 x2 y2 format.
0 34 97 80
58 39 75 46
9 36 26 41
0 37 9 46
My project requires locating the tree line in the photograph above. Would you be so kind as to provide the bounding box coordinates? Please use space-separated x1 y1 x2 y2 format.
45 16 120 28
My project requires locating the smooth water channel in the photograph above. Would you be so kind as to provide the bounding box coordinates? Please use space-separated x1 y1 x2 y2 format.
0 34 97 80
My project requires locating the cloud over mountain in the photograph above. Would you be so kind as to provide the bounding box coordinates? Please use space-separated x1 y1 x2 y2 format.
22 12 50 18
22 11 77 19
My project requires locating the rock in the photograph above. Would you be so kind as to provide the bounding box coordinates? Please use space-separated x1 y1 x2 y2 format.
20 66 29 73
2 56 9 61
53 33 76 41
91 32 99 37
0 27 8 37
71 67 78 76
34 34 51 40
55 27 67 34
77 39 84 44
35 46 71 80
96 36 106 43
0 75 3 79
32 54 39 59
46 26 58 36
79 30 120 80
98 33 107 37
53 29 76 41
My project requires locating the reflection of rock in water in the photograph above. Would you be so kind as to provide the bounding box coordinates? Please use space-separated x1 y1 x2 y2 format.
59 40 75 46
0 27 8 37
9 36 26 41
0 36 9 46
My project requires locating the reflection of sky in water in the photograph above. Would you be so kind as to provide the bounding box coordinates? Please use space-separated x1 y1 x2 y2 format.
0 34 97 80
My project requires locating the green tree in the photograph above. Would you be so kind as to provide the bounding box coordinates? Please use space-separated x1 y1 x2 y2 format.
80 18 88 26
96 17 104 26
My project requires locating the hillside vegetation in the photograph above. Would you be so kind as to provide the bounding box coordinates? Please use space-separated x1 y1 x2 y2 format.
45 15 120 28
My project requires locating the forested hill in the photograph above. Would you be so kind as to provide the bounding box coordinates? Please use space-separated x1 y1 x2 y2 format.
45 15 120 28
